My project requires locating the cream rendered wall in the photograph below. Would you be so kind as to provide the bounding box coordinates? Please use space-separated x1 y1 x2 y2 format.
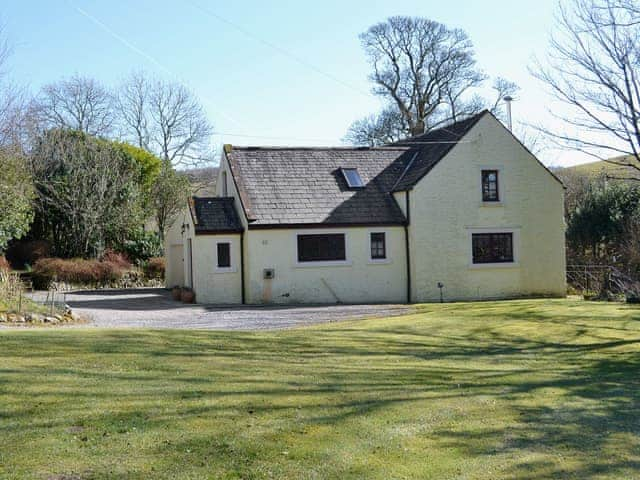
407 114 566 301
164 210 189 288
244 227 407 304
189 233 242 304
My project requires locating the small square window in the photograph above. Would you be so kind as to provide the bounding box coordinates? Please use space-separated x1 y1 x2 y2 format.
482 170 499 202
370 232 386 260
217 242 231 268
341 168 364 188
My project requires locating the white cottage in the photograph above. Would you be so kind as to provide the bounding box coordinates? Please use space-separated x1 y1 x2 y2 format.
165 111 566 304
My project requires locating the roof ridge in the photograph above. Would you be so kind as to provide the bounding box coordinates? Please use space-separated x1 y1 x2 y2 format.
390 110 489 145
228 146 411 151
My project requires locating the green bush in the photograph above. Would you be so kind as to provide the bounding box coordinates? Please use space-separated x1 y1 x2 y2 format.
117 229 162 264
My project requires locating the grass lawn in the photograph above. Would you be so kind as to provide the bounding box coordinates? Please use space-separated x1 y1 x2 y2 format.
1 299 639 479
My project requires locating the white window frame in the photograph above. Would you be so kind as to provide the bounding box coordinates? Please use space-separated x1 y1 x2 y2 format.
214 237 237 273
479 165 504 207
467 227 520 269
293 230 351 267
368 229 391 264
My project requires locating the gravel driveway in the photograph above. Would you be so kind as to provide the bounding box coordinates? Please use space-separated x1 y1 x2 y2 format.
30 289 415 330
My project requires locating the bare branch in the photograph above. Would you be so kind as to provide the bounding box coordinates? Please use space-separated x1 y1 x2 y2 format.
532 0 640 177
31 75 115 136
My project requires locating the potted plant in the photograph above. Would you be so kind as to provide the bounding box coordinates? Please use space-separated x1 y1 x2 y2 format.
171 286 182 301
181 287 195 304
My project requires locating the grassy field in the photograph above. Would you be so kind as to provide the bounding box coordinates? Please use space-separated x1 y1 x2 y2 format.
1 299 639 479
561 158 639 180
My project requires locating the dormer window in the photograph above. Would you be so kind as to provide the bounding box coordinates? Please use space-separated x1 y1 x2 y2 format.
341 168 364 188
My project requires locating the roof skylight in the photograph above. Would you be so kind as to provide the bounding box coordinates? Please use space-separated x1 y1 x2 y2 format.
341 168 364 188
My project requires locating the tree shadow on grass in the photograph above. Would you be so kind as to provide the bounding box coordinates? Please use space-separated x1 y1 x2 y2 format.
2 304 640 478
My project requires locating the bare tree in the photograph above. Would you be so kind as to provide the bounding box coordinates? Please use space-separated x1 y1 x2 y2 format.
344 77 519 146
31 75 115 136
361 16 485 136
0 24 30 149
116 71 149 149
343 106 408 146
533 0 640 180
117 72 213 167
346 17 520 145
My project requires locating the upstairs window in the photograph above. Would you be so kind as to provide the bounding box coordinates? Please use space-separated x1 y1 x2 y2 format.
341 168 364 188
472 233 513 264
297 234 346 262
482 170 499 202
217 242 231 268
370 232 386 260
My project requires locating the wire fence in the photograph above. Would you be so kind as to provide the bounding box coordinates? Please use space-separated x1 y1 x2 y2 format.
567 264 640 299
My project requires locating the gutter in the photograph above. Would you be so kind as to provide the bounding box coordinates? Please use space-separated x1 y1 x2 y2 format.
240 230 246 305
404 191 412 304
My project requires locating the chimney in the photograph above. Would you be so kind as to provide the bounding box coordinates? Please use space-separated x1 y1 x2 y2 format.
504 96 513 131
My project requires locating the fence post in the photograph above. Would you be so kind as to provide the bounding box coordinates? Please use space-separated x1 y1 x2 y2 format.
585 266 589 293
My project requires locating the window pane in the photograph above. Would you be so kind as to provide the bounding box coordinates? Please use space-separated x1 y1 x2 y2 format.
482 170 499 201
370 232 386 259
298 234 346 262
472 233 513 263
217 242 231 268
342 168 364 188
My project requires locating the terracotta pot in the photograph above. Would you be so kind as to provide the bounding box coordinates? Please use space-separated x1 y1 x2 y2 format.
171 287 182 301
181 288 195 304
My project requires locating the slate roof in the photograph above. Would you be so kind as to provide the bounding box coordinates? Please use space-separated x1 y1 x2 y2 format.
390 110 487 191
224 111 490 227
190 197 243 234
226 147 416 226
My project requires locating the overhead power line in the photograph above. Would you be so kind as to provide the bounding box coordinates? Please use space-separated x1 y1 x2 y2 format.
187 1 371 97
68 0 244 127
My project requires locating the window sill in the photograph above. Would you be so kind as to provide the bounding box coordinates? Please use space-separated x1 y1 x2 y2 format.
469 262 519 270
480 201 504 208
295 260 352 268
214 267 237 274
368 258 392 265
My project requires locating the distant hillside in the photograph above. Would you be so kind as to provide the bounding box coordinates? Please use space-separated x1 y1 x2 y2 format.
563 157 639 181
183 166 219 196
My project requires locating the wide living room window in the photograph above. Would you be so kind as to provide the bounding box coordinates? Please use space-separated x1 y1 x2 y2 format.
297 234 346 262
472 232 513 264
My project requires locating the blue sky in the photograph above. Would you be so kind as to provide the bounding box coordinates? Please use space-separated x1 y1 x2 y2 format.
2 0 587 166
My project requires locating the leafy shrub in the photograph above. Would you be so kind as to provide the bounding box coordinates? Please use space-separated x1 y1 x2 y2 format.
0 256 10 271
33 258 126 286
117 229 162 264
101 249 132 269
144 257 165 279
